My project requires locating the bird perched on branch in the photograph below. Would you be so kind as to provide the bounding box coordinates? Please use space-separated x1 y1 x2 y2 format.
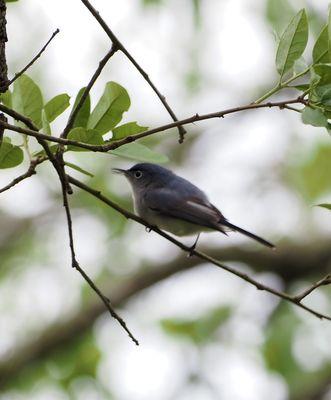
113 163 275 249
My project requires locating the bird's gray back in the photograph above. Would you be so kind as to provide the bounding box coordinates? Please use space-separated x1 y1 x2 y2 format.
166 174 210 203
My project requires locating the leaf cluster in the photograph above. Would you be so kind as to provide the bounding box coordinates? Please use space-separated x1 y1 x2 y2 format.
0 76 168 173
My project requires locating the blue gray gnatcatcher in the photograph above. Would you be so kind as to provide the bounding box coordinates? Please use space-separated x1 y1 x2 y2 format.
113 163 274 249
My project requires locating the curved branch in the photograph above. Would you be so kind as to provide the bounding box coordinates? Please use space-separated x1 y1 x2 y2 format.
67 175 331 322
0 242 330 387
7 29 60 87
0 96 307 152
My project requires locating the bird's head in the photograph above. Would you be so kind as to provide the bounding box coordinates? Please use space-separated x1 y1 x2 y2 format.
112 163 173 189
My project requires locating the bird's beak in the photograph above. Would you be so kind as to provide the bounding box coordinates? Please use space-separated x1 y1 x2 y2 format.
112 168 127 175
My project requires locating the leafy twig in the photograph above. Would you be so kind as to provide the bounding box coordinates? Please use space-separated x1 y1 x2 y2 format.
0 96 307 152
254 65 311 104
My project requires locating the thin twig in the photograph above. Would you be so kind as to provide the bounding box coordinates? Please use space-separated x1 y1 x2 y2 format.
107 97 308 150
58 44 118 195
80 0 186 143
0 104 138 344
0 103 40 130
60 173 139 345
8 29 60 87
294 274 331 302
1 96 307 152
61 44 118 138
67 175 331 322
0 157 44 194
281 104 302 113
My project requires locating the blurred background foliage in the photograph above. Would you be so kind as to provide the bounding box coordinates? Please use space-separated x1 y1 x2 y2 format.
0 0 331 399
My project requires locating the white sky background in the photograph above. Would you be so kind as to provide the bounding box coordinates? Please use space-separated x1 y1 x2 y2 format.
1 0 331 399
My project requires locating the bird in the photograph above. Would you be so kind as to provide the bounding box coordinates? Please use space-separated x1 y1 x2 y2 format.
113 163 275 249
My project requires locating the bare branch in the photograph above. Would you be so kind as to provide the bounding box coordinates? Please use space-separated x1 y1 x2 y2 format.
0 0 8 92
67 175 331 322
0 157 44 194
0 112 5 146
0 103 39 130
7 29 60 87
107 97 308 150
80 0 187 143
0 242 330 386
61 44 119 138
294 274 331 302
1 97 307 152
60 179 139 345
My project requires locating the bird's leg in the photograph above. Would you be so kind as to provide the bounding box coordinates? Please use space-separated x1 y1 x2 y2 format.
187 233 200 257
145 224 158 233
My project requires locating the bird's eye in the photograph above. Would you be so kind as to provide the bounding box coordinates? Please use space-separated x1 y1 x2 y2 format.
134 170 143 179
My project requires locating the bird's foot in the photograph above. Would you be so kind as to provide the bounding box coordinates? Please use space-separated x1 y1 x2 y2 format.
187 233 200 257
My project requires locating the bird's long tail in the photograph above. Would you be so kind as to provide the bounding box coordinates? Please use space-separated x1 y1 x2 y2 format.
220 221 275 249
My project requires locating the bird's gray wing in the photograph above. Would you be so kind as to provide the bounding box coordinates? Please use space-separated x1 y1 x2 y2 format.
144 188 228 232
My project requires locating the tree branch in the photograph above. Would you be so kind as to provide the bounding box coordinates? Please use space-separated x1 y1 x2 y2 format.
0 242 330 386
7 29 60 87
0 0 7 147
67 175 331 322
107 96 308 150
0 0 8 92
80 0 187 143
60 177 139 345
0 96 307 152
294 274 331 302
0 157 44 194
0 103 139 343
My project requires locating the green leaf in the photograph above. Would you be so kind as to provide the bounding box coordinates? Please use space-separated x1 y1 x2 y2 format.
288 142 331 201
41 110 51 135
0 142 24 168
263 304 303 394
88 82 130 135
65 161 94 177
313 25 329 64
142 0 163 6
12 75 43 128
44 93 70 123
112 122 148 140
67 127 103 152
0 90 12 107
301 107 328 127
293 57 307 74
317 203 331 210
111 142 168 163
161 306 231 344
292 83 310 92
276 9 308 78
71 87 91 129
317 86 331 105
314 63 331 85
